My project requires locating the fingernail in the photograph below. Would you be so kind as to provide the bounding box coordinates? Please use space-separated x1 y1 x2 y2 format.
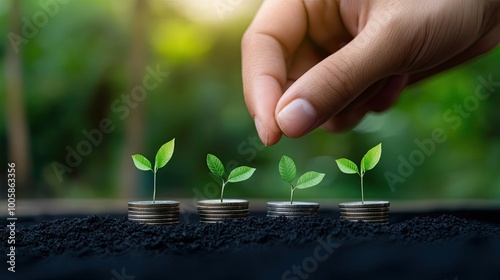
254 117 268 146
277 99 317 137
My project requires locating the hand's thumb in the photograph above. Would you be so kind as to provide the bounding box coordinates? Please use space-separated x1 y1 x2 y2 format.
275 28 401 138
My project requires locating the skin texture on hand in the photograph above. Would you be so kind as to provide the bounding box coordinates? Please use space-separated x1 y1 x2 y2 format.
241 0 500 146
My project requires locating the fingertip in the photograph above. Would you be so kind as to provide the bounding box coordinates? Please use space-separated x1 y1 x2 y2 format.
267 131 283 146
246 74 285 146
276 98 318 138
254 117 269 146
254 117 282 146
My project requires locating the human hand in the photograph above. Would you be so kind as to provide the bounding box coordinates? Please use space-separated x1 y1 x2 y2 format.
242 0 500 146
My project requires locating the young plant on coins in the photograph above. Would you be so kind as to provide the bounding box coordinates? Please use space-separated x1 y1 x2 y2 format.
335 143 390 224
127 138 180 225
206 154 256 202
197 154 256 223
267 156 325 218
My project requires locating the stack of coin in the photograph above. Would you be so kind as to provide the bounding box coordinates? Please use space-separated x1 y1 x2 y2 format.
128 201 180 225
339 201 389 224
197 199 249 223
267 201 319 218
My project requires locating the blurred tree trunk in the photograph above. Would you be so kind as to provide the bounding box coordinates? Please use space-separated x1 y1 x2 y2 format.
119 0 149 198
5 0 32 191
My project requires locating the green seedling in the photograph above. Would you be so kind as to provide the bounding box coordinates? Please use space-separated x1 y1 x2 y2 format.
279 156 325 204
206 154 256 202
335 143 382 204
131 138 175 203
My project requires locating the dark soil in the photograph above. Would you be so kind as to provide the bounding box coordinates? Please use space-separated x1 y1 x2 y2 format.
3 213 500 280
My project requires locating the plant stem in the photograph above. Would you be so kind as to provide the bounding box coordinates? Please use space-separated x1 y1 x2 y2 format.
360 174 364 204
290 185 295 204
153 171 157 203
221 181 227 203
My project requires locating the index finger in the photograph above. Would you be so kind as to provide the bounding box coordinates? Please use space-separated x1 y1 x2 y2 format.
241 0 307 146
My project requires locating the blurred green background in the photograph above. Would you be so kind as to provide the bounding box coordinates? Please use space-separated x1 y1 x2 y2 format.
1 0 499 203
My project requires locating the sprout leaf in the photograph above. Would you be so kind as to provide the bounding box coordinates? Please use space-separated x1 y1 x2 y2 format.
207 154 225 179
335 158 359 174
131 154 152 171
360 143 381 174
228 166 256 183
279 155 296 184
296 171 325 189
155 138 175 171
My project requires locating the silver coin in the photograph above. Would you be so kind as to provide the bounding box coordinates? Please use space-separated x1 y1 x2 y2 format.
197 209 249 212
339 201 389 208
129 200 180 205
128 206 179 211
339 207 389 213
128 210 179 216
198 199 249 207
200 214 247 219
199 215 248 220
339 201 390 224
344 220 389 224
128 208 179 212
268 209 317 213
198 212 249 217
129 200 179 207
128 212 179 216
128 217 179 221
267 209 318 215
199 213 249 218
196 209 249 214
267 207 319 213
128 210 179 215
128 204 180 208
128 209 180 214
267 202 319 208
128 204 179 209
128 214 179 219
198 207 248 211
197 205 248 210
127 207 180 211
199 213 249 217
200 217 246 222
267 210 317 215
